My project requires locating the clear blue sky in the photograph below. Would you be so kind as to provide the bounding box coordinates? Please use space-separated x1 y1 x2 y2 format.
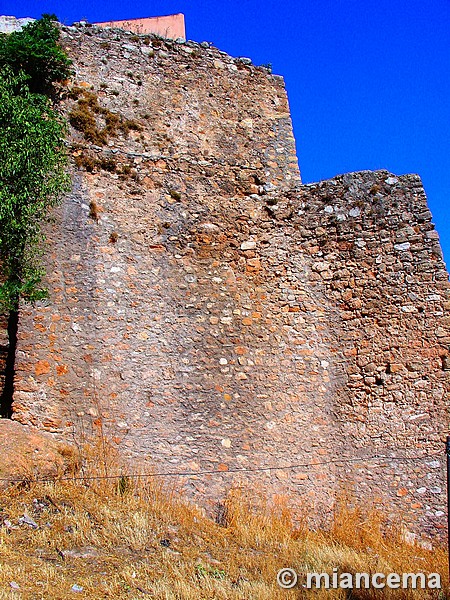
4 0 450 265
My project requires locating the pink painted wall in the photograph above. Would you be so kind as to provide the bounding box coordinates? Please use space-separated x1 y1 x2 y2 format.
94 14 185 39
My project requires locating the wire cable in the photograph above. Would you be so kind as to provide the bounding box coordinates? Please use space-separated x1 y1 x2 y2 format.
0 450 442 485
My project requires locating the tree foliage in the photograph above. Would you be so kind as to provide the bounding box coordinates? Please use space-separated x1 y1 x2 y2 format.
0 16 70 310
0 14 72 94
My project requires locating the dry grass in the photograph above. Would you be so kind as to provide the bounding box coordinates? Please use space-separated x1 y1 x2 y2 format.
68 87 143 147
0 442 447 599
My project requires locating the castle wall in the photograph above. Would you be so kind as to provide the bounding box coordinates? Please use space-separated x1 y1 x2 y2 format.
0 314 10 408
11 24 449 538
272 172 450 535
94 14 186 40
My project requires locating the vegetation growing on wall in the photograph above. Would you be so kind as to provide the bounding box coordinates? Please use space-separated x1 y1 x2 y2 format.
0 14 72 94
0 15 70 311
68 88 143 146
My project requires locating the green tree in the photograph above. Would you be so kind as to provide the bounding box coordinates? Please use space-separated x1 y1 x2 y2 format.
0 14 72 94
0 67 69 310
0 15 70 417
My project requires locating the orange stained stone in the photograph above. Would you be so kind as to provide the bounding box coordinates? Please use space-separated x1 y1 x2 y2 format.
246 258 261 271
223 393 232 401
338 241 353 251
242 317 252 326
34 323 46 332
56 364 69 376
288 306 300 312
35 360 51 376
217 463 228 472
296 348 314 355
42 418 61 428
396 488 408 497
252 312 262 319
241 442 251 450
142 176 154 189
215 384 224 392
411 503 422 509
344 348 358 357
235 346 247 355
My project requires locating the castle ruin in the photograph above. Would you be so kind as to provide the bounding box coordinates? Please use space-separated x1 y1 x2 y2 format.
1 19 449 540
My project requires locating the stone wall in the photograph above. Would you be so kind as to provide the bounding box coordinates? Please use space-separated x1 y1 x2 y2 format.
0 15 35 33
94 14 186 40
10 24 450 539
269 172 450 536
0 314 10 413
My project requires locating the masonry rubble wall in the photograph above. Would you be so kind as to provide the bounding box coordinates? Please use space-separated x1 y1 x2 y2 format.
0 315 9 404
8 24 450 539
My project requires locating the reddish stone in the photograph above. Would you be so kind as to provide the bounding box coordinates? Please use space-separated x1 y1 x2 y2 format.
34 360 51 376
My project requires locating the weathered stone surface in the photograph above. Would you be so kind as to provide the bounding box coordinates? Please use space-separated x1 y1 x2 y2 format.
4 25 449 541
0 420 75 483
0 15 34 33
0 314 9 402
